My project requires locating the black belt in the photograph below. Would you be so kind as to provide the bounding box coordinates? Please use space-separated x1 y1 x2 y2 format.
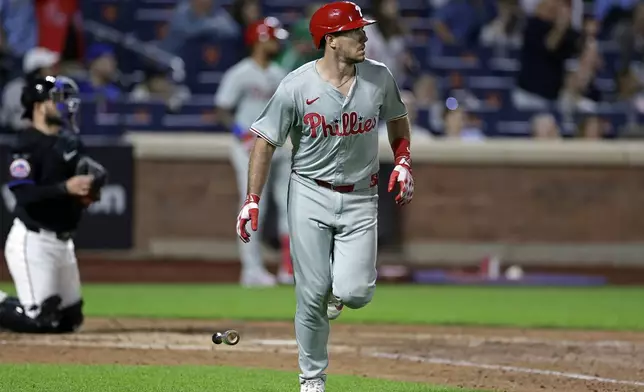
25 226 75 241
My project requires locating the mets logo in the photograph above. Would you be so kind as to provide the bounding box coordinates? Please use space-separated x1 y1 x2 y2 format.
9 158 31 179
303 111 376 138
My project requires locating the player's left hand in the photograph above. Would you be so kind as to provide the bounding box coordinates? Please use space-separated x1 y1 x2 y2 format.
236 194 260 243
75 156 108 204
388 156 414 206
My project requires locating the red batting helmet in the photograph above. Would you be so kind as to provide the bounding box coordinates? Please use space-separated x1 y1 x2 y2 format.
309 1 376 49
245 17 289 47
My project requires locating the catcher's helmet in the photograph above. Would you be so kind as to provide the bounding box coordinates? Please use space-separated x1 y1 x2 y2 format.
309 1 376 49
245 17 289 47
21 75 80 120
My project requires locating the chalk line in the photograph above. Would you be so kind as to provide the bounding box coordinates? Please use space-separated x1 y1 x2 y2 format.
371 352 644 388
359 332 644 350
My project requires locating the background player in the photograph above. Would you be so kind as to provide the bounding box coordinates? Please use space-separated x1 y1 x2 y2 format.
0 75 107 333
216 17 294 287
235 2 414 390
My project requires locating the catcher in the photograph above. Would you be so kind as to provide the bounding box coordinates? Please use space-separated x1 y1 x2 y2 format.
0 75 107 333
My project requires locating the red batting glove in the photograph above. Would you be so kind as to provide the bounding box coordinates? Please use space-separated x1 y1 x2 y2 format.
387 138 414 206
236 194 260 243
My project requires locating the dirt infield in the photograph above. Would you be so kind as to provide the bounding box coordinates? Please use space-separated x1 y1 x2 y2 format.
1 318 644 392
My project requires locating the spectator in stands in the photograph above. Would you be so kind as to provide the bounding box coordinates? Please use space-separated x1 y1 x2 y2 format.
76 43 122 102
379 90 433 140
0 24 15 92
596 0 638 38
583 17 600 38
530 112 562 139
521 0 583 31
446 71 483 110
513 0 581 110
616 2 644 93
559 37 603 114
0 0 37 57
431 0 497 54
364 0 416 85
617 68 643 103
480 0 524 47
230 0 262 32
0 47 59 132
413 73 444 133
276 4 322 72
576 115 605 139
158 0 240 56
129 68 192 112
443 106 485 141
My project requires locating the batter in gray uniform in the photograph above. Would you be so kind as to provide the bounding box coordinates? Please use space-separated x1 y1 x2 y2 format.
235 2 415 391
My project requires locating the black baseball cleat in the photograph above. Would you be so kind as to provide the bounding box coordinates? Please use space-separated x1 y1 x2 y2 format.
36 295 63 328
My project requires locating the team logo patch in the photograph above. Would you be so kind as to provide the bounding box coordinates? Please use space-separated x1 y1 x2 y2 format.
9 158 31 179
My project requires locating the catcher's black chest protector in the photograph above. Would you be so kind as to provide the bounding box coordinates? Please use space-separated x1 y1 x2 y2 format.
7 127 86 233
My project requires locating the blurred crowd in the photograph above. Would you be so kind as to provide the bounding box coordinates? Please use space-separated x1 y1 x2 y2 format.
0 0 643 140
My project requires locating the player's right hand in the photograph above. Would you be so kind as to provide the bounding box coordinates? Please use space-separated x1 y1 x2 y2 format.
65 175 94 196
236 193 260 243
388 157 414 206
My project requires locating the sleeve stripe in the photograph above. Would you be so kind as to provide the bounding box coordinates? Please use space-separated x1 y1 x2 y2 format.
386 112 409 122
7 179 34 188
249 127 283 147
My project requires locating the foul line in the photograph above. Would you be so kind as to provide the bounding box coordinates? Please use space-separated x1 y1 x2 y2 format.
371 352 644 388
360 332 644 349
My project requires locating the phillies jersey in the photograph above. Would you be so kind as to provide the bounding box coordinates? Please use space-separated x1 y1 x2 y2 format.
215 58 287 132
250 59 407 185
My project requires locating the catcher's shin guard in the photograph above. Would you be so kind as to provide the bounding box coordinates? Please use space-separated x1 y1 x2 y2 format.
57 300 84 333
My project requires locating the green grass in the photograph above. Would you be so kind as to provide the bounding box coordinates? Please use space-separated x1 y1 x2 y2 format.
0 364 476 392
1 283 643 330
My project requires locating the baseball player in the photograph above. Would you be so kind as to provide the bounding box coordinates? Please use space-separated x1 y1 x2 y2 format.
216 17 294 286
235 2 414 390
0 75 108 333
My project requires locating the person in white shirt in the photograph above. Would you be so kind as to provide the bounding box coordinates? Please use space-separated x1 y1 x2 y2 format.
364 0 413 85
1 47 59 131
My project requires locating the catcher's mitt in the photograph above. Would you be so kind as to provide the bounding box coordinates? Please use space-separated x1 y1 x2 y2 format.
75 156 108 203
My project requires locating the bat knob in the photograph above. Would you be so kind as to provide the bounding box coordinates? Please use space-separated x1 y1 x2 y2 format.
222 330 240 345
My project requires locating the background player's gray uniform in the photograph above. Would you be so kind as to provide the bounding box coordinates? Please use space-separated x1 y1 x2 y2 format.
215 58 290 278
250 59 407 381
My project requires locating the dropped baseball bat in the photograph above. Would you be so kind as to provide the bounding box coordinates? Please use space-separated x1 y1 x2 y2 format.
212 329 240 346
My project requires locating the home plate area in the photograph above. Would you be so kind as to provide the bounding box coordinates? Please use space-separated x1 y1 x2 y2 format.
1 318 644 392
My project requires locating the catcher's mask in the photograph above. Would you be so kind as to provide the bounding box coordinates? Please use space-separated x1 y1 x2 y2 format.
51 76 81 119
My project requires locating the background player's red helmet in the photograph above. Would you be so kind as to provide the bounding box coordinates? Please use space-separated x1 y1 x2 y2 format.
309 1 376 49
245 17 289 47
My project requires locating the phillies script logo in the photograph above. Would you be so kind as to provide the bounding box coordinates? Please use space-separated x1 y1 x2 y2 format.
304 112 376 138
